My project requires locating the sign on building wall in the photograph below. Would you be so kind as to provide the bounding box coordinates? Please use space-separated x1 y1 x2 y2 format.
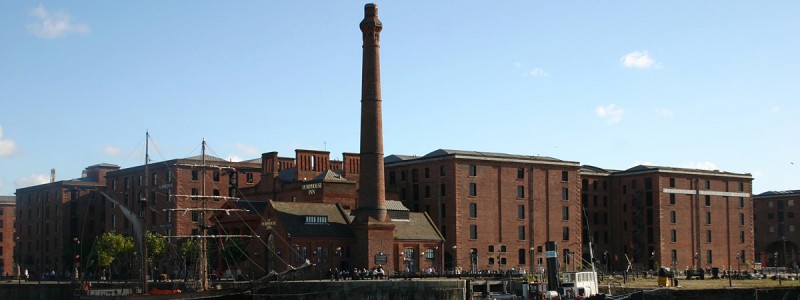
375 252 388 265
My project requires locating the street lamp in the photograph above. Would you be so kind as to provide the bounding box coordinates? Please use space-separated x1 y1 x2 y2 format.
73 237 81 282
530 247 536 275
452 246 458 274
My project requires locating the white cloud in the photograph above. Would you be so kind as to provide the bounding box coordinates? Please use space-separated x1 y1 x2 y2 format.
752 170 764 178
771 105 780 113
621 51 658 69
523 68 549 77
102 145 122 156
596 104 624 124
0 125 18 158
684 161 718 170
234 143 260 156
656 108 674 118
28 4 91 39
514 62 522 69
15 174 50 189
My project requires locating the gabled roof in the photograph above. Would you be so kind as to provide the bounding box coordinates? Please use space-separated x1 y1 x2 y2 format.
755 190 800 198
183 154 230 162
385 154 419 164
615 165 752 178
385 200 409 212
311 169 349 182
423 149 561 162
386 149 578 167
270 201 354 238
393 212 444 241
241 158 262 164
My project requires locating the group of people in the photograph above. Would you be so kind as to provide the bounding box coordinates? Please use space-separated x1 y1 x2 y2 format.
327 266 386 280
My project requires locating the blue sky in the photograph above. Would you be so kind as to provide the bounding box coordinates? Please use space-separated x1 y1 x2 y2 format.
1 1 798 196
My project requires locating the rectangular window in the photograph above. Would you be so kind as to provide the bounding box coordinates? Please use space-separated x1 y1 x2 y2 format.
517 186 525 198
670 194 676 205
424 185 430 198
705 195 711 206
562 188 569 201
739 197 745 208
706 250 712 264
740 231 745 243
562 227 570 241
440 184 446 196
790 200 795 207
740 213 745 225
191 170 199 181
411 169 418 182
389 171 396 184
669 178 675 188
400 170 407 181
469 164 477 177
517 205 525 219
469 203 477 218
769 225 775 233
517 168 524 179
440 165 445 176
469 183 477 196
705 180 711 190
518 226 526 240
470 224 478 240
706 230 712 243
631 180 637 190
562 206 569 220
671 229 677 243
706 211 711 225
670 211 676 224
424 167 430 178
671 249 677 262
191 211 199 222
561 171 569 182
739 182 745 192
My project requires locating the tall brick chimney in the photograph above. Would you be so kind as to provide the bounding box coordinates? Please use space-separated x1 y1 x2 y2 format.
355 3 389 223
352 3 395 271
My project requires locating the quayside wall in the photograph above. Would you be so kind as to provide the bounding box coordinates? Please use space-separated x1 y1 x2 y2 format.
254 280 467 300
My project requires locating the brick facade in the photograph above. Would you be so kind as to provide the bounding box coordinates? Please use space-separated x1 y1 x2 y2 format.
14 164 118 279
385 150 582 273
753 190 800 268
582 165 753 274
0 196 15 276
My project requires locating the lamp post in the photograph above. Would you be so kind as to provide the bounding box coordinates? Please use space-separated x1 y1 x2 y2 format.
772 251 779 276
530 247 536 275
73 237 81 282
15 236 21 284
452 246 458 274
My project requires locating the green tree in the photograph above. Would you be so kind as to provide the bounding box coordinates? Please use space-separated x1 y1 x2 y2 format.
95 232 134 269
146 231 166 261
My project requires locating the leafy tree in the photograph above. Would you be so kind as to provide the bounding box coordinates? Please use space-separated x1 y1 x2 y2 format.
146 231 166 261
220 239 249 263
181 239 201 265
96 232 134 268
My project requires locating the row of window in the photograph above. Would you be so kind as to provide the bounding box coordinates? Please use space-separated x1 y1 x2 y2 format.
669 229 747 244
390 166 571 183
